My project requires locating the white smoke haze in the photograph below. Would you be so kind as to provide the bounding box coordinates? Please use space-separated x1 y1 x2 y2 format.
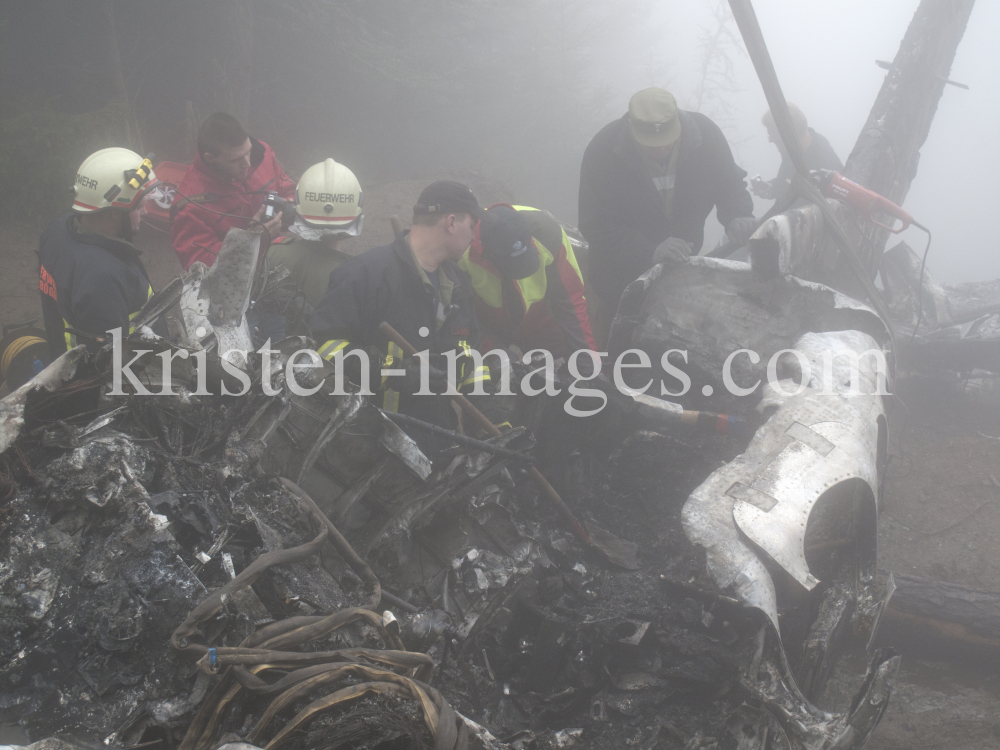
569 0 999 284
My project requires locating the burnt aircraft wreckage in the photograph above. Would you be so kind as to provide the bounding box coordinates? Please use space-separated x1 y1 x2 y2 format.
1 0 978 742
0 201 899 750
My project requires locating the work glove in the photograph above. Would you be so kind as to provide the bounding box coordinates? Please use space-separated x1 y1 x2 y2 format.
652 237 693 266
726 217 758 247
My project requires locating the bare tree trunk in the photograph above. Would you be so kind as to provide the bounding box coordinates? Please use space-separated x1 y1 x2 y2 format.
843 0 975 277
100 0 142 152
883 573 1000 654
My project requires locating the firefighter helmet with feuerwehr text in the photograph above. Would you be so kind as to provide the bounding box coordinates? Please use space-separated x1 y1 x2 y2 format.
72 147 159 214
294 158 363 236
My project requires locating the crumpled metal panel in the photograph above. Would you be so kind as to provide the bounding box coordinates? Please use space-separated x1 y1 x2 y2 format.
881 240 952 328
0 345 86 454
683 482 782 631
379 412 433 480
685 330 886 629
179 227 260 365
944 277 1000 322
626 257 888 414
748 200 836 281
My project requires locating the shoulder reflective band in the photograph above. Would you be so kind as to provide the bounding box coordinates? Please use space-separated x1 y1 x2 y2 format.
319 339 349 361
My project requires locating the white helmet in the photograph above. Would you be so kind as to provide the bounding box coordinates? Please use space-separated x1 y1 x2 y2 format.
293 158 363 237
72 147 159 214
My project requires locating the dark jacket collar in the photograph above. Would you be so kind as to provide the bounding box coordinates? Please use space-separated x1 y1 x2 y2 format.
66 213 142 260
392 232 464 289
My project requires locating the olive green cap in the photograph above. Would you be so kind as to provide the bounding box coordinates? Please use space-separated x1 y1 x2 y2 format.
628 87 681 148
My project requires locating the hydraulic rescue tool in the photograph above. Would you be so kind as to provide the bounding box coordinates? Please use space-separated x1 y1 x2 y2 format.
712 170 934 337
817 170 929 235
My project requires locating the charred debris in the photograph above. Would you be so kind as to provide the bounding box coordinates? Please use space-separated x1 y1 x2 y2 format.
1 0 984 746
0 212 899 750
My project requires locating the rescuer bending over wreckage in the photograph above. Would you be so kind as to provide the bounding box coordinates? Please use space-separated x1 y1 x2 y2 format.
309 180 495 433
460 204 596 363
578 86 756 342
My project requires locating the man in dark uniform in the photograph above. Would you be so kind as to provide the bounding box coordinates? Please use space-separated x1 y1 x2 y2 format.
310 181 493 431
578 87 756 343
38 147 159 358
754 102 843 205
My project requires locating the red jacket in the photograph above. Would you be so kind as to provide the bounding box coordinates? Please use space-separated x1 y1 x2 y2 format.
170 138 295 269
460 205 596 359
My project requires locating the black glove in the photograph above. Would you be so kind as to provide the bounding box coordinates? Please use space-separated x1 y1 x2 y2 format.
726 217 758 247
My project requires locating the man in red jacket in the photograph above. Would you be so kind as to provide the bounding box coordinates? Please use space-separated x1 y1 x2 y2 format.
170 113 296 269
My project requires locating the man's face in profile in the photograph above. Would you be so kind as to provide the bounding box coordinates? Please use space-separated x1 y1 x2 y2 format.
446 213 477 260
205 137 253 181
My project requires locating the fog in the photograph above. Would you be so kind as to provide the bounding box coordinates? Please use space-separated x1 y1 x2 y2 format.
2 0 996 283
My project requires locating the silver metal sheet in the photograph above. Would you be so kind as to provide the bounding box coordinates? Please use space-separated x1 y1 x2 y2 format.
730 331 885 591
628 258 889 417
683 329 887 629
379 413 433 480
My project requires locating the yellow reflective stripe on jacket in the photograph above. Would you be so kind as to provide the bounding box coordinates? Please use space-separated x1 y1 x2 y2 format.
62 318 76 352
460 364 491 390
127 285 154 335
64 285 154 348
455 339 491 391
382 341 403 412
459 223 554 312
512 204 586 286
319 339 349 361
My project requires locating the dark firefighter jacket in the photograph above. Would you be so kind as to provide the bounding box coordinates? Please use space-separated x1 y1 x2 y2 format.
170 138 295 270
309 233 490 429
579 111 754 308
37 213 154 359
460 205 596 360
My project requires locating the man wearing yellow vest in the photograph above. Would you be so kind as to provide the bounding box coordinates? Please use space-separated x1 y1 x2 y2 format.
461 204 596 362
37 148 159 358
310 181 492 432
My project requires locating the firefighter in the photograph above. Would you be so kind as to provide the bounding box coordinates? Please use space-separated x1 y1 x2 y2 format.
310 181 492 431
460 204 596 361
37 147 159 359
263 158 363 334
579 87 755 343
170 112 296 270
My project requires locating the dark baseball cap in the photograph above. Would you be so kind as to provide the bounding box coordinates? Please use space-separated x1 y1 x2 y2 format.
478 205 540 280
413 180 481 219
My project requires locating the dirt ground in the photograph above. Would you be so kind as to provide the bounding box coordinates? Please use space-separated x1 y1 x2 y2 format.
2 208 1000 746
848 374 1000 749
